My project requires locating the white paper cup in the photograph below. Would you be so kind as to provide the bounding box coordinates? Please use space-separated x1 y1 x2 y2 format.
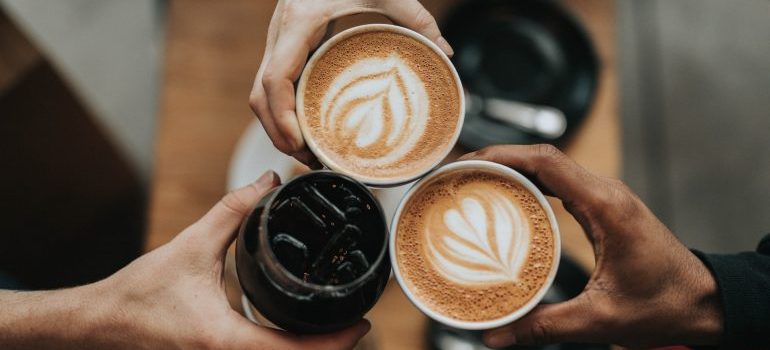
389 160 561 330
295 24 465 187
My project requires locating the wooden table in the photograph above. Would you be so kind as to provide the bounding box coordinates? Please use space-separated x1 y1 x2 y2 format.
147 1 618 349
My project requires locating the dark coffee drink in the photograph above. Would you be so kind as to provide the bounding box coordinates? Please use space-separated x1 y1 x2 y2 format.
236 172 390 333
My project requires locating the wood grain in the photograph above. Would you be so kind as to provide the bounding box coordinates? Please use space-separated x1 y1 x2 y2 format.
147 0 276 250
148 1 618 348
554 0 620 271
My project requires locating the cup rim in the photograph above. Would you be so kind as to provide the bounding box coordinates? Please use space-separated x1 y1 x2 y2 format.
295 23 465 187
388 160 562 330
253 170 389 294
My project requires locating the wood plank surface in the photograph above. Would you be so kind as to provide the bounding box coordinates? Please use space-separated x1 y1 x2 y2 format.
148 1 618 349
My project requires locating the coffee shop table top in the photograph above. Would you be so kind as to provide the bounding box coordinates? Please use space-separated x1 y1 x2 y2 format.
147 1 618 349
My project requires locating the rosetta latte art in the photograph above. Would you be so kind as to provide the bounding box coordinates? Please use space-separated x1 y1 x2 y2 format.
319 53 429 166
426 186 531 284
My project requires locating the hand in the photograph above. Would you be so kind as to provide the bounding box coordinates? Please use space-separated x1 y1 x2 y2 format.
459 145 723 348
249 0 453 167
0 171 370 349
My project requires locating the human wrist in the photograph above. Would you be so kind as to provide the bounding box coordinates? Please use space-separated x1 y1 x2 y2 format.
72 276 164 349
70 279 127 347
0 283 110 348
680 251 723 345
46 281 121 347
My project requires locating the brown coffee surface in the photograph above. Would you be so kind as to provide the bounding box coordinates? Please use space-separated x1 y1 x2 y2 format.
396 169 555 322
301 29 460 182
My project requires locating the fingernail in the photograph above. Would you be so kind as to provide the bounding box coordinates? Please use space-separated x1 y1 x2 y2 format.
437 37 454 57
255 170 277 186
484 331 516 348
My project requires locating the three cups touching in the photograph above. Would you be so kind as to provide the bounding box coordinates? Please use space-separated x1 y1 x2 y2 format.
236 24 561 334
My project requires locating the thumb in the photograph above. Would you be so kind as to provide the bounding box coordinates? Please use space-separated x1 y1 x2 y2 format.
377 0 454 56
483 295 600 347
189 170 280 256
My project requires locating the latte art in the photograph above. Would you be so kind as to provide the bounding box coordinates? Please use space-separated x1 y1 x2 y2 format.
427 186 530 284
395 168 556 322
320 54 428 165
298 27 462 184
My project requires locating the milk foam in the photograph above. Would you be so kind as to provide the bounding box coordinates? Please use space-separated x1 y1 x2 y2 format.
302 30 461 182
319 53 429 167
426 185 531 284
396 170 555 321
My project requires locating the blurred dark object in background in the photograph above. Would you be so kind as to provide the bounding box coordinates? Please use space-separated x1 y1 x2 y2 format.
426 254 608 350
442 0 598 150
0 9 143 289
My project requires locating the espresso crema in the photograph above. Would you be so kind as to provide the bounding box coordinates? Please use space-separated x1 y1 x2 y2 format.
298 28 461 184
395 168 556 321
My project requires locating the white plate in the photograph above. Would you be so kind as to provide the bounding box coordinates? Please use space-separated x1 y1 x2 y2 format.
227 120 308 191
227 120 412 227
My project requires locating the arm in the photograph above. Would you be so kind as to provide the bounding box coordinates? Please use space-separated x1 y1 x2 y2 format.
692 235 770 348
0 171 369 350
0 286 105 348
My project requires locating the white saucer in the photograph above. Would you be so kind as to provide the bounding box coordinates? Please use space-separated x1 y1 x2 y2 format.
227 120 308 191
227 120 412 227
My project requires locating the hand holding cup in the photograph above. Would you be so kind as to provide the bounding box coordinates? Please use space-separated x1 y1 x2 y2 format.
249 0 454 167
461 145 722 348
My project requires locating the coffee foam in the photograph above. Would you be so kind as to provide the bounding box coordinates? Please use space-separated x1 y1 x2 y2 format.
302 30 460 181
396 169 555 322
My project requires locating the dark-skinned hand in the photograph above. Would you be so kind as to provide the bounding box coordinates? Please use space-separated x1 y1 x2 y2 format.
459 144 723 348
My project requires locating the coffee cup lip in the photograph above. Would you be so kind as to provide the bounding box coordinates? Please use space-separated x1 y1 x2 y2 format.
254 170 390 295
295 23 465 188
388 159 562 330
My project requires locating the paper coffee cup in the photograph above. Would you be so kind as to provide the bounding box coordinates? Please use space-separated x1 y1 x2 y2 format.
296 24 465 187
389 160 561 330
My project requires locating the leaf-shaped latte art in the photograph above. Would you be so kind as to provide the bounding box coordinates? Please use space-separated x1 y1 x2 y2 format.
426 187 531 284
320 54 429 166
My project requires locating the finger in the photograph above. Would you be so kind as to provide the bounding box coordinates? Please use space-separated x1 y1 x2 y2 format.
254 85 320 167
264 0 286 52
252 74 315 163
377 0 454 56
249 84 295 154
483 297 601 347
262 16 329 155
320 19 337 44
292 148 322 169
250 1 300 155
192 171 281 255
459 144 605 208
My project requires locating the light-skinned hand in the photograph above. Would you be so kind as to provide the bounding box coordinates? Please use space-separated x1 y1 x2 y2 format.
249 0 453 167
0 171 370 349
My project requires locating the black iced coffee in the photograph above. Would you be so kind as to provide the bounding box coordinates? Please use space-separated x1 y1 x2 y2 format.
236 171 390 333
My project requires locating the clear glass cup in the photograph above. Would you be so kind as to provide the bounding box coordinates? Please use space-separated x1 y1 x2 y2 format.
236 171 391 333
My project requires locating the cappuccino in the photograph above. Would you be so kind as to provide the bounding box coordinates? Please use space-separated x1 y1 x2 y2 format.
297 24 463 186
391 161 559 327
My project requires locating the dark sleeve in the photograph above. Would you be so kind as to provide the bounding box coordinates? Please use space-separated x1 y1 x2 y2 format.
691 234 770 349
